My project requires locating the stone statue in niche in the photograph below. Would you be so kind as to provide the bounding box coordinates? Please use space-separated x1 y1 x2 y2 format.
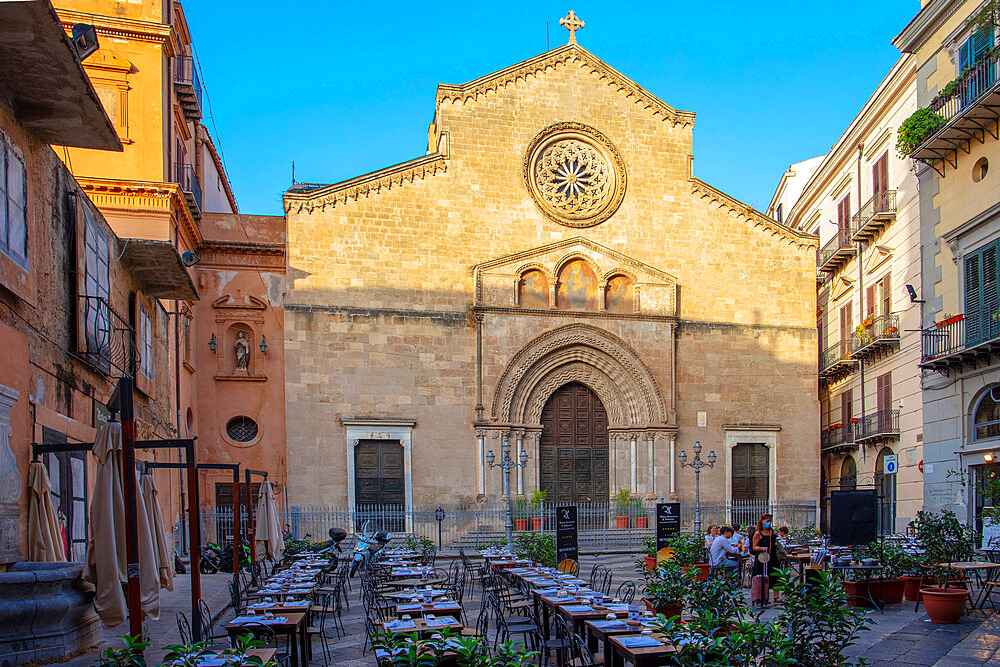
234 329 250 371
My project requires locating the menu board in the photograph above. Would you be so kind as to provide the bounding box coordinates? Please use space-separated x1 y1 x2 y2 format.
656 502 681 551
556 505 579 564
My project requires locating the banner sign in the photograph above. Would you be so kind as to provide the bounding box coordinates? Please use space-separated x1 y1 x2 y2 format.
556 505 579 564
656 502 681 551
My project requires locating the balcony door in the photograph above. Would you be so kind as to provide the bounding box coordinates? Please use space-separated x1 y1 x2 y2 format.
964 239 999 346
875 447 897 535
872 152 888 203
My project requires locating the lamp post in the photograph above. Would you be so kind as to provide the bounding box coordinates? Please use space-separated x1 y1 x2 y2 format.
486 437 529 550
678 440 716 535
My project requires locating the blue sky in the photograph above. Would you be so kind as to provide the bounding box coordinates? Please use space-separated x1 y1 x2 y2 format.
184 1 919 216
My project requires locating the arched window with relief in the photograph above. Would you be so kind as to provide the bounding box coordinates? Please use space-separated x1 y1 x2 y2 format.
605 274 634 313
973 385 1000 442
518 270 548 309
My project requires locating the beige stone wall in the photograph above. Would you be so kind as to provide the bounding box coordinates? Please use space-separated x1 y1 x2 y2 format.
283 46 819 507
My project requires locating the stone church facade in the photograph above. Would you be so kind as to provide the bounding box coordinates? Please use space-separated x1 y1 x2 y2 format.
282 39 821 509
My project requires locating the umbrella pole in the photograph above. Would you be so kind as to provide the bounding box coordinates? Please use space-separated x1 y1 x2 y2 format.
118 377 144 644
245 469 256 565
232 472 241 576
187 455 203 642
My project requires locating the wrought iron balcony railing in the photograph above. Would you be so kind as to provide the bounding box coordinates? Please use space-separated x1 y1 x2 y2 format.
851 190 897 241
819 340 857 380
172 56 203 121
79 295 138 377
821 424 855 451
817 228 856 273
921 312 1000 373
173 162 203 219
854 409 900 444
851 314 900 360
928 52 998 127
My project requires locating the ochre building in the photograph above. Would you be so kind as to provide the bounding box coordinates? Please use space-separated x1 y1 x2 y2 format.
282 31 821 511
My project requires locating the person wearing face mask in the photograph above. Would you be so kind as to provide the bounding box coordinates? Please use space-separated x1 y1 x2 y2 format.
751 513 781 604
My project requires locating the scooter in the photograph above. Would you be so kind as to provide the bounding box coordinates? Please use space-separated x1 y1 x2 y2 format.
317 527 348 569
349 521 391 576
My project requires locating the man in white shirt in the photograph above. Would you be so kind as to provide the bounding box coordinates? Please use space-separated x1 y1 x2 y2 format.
710 526 740 571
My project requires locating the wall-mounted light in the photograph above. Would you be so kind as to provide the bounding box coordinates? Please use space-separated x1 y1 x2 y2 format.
985 453 995 463
208 333 217 353
259 335 267 354
906 284 925 304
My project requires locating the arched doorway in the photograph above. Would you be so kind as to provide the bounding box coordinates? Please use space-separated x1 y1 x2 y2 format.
840 456 857 490
875 447 896 535
539 382 609 503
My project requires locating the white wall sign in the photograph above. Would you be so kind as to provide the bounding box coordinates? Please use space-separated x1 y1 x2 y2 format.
883 454 898 475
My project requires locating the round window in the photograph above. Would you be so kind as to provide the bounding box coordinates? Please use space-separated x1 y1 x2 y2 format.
973 157 989 183
226 416 259 443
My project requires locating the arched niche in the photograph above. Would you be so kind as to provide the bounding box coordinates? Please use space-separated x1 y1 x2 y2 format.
556 259 598 311
518 269 549 309
605 274 634 313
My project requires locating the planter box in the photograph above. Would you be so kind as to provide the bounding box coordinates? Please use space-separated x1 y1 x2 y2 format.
615 516 629 529
902 575 923 602
643 596 682 620
634 516 648 529
531 517 542 531
643 556 657 571
921 587 969 624
514 518 528 531
844 580 874 608
682 563 710 582
872 578 906 605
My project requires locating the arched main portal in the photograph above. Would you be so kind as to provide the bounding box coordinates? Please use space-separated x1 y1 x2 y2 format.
539 382 609 503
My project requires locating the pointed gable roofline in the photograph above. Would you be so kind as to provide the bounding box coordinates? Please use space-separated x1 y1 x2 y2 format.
691 178 818 250
436 44 697 128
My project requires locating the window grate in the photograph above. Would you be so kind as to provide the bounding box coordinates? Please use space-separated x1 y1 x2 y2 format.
226 416 258 443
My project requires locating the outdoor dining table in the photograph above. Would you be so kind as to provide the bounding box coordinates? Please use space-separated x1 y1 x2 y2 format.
943 561 1000 608
396 600 464 618
606 633 678 667
829 563 885 612
785 552 814 579
226 611 308 667
387 576 450 588
380 615 464 635
585 619 642 667
384 588 450 601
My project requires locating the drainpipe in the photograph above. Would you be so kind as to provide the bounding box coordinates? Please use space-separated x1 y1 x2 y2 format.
174 223 186 553
856 143 867 462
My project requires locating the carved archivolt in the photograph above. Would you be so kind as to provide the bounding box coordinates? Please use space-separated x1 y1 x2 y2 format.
492 323 669 427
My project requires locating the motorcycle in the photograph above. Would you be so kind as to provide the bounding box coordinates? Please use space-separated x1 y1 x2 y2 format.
320 527 348 569
349 521 391 576
199 542 222 574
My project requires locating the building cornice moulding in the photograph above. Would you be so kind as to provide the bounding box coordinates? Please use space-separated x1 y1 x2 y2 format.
893 0 966 54
197 240 285 271
690 179 817 249
435 44 696 128
56 9 172 45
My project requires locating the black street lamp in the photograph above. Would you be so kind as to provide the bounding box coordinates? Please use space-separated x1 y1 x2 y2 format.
486 437 529 550
678 440 716 535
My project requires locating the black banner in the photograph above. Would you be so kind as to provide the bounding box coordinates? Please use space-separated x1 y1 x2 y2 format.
656 502 681 551
556 505 579 564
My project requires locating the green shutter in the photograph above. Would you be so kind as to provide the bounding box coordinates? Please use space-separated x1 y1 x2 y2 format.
966 252 982 344
965 240 1000 346
983 242 999 342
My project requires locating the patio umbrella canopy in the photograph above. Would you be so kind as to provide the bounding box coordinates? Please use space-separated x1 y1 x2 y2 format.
255 480 283 561
83 422 126 626
140 471 174 591
134 468 160 620
27 460 65 562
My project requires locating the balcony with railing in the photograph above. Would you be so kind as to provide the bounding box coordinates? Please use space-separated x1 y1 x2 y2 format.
172 56 203 121
851 190 897 242
909 51 999 170
173 162 202 220
921 311 1000 374
850 314 900 361
854 409 900 445
819 340 857 381
821 424 856 452
818 228 856 274
79 295 138 378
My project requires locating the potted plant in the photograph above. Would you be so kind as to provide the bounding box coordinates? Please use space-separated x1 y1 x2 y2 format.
613 489 632 529
633 496 648 528
862 540 913 605
911 509 977 623
687 570 748 633
639 536 658 571
529 490 546 530
513 497 529 531
664 531 711 581
641 562 694 619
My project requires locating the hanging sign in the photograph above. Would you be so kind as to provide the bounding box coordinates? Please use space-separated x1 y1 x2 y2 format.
883 454 898 475
556 505 578 564
656 502 681 551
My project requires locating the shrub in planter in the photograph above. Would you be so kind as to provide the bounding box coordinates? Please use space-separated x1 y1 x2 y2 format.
863 539 916 605
529 490 546 530
921 587 970 624
911 509 978 623
512 530 556 567
513 497 528 531
613 489 632 529
637 536 658 571
660 531 710 579
895 108 946 158
688 570 747 625
640 562 695 619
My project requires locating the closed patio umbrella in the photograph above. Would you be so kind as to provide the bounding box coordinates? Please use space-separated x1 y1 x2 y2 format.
134 467 160 619
140 471 174 591
27 460 65 562
83 421 126 627
255 480 284 562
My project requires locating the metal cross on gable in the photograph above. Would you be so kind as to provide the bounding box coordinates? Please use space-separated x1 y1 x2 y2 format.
559 10 585 44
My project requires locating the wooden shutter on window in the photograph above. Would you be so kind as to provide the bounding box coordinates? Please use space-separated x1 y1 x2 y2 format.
881 274 892 316
966 240 1000 345
873 153 888 196
840 303 853 344
876 373 892 413
866 285 876 319
837 197 850 243
841 389 853 424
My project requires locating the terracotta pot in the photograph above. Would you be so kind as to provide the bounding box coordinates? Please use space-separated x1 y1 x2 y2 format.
514 518 528 531
635 516 648 529
902 575 923 602
843 580 873 607
681 563 710 582
873 578 906 605
531 517 542 530
643 556 657 571
616 516 629 529
643 597 682 620
921 587 969 624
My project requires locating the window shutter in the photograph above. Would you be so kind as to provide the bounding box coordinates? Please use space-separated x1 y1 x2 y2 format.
840 303 852 343
966 251 982 344
841 389 853 424
983 242 999 341
873 153 888 201
960 36 973 70
877 373 892 413
973 27 994 63
866 285 876 318
882 274 892 316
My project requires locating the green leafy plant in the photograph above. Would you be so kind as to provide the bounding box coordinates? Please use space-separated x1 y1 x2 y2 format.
402 534 436 561
373 630 537 667
96 635 149 667
513 497 528 518
663 531 708 567
282 537 327 557
220 633 279 666
864 539 918 580
688 570 748 623
371 631 443 666
641 561 696 607
788 522 821 544
640 535 657 557
512 531 556 567
161 640 215 667
896 108 946 157
529 489 547 509
910 509 978 585
613 488 632 516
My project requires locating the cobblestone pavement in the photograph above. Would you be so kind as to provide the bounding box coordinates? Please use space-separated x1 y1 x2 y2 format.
54 555 1000 665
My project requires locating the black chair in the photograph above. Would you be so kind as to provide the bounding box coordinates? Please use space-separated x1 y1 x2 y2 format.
570 633 599 667
176 611 191 645
539 613 573 667
198 598 228 645
228 579 244 615
599 569 613 596
615 580 637 604
231 622 290 666
305 593 333 665
589 565 609 590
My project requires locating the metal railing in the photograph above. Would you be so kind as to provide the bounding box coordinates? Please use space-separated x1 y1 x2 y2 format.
851 190 896 236
173 162 203 212
79 295 137 377
171 56 203 112
817 227 854 269
821 424 854 450
198 499 818 553
921 311 1000 362
851 314 900 355
854 409 900 441
819 340 854 374
927 51 999 128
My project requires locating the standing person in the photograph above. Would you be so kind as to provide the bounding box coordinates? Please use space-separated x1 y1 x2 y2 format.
751 513 781 604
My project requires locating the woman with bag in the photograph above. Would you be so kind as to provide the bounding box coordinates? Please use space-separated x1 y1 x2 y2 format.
751 513 782 605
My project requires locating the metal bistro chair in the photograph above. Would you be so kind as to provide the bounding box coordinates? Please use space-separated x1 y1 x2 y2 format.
589 564 609 590
615 580 637 604
570 633 599 667
228 579 245 615
176 611 191 645
559 558 580 577
232 622 290 667
539 613 573 667
305 592 333 665
199 599 229 646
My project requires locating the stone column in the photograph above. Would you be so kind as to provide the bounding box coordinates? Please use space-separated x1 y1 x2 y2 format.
630 432 638 493
647 433 655 495
669 433 677 495
514 429 524 495
476 430 486 496
0 385 22 564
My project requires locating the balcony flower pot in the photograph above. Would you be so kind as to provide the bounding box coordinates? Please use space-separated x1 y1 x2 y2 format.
921 587 969 624
643 556 657 571
873 577 906 605
531 517 543 531
936 314 963 329
643 597 683 620
615 516 629 529
514 518 529 531
902 575 924 602
634 516 648 529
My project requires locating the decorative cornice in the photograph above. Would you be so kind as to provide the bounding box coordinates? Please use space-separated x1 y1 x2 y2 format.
436 45 696 128
892 0 965 54
197 240 285 272
76 178 203 249
473 305 678 323
690 178 818 249
56 9 173 45
283 154 447 213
